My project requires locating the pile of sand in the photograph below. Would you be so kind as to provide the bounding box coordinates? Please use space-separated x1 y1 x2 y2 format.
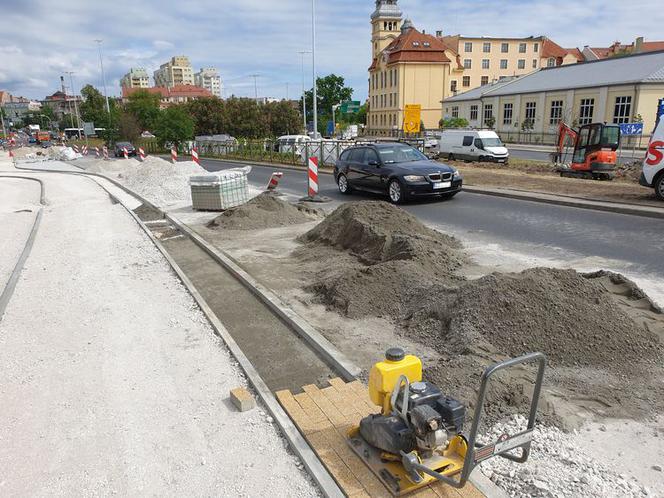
299 201 466 318
206 193 321 230
408 268 661 371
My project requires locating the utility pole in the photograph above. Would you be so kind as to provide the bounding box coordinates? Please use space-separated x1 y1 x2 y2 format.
298 50 311 134
250 74 259 102
311 0 318 140
286 82 289 101
94 39 111 114
61 76 75 129
66 71 84 141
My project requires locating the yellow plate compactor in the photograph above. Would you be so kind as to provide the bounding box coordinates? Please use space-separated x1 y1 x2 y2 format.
348 348 546 496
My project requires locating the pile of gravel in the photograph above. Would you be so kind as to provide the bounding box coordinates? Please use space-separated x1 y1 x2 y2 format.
206 193 321 230
299 201 466 318
479 415 648 498
408 268 661 372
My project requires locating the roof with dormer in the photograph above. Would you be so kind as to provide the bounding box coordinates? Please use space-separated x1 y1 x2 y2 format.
369 25 451 71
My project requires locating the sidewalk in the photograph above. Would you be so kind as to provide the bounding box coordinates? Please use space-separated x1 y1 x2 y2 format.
0 159 316 496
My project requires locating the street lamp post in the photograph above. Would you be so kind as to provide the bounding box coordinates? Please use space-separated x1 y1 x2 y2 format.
66 71 84 141
94 40 111 114
298 50 311 134
311 0 318 140
332 103 340 139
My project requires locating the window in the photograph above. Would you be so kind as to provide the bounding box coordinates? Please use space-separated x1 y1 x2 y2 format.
412 42 420 47
519 42 527 53
503 103 513 125
451 80 457 92
365 149 379 165
464 59 472 69
547 57 556 67
518 59 526 69
500 59 508 69
349 148 366 162
452 106 459 118
532 59 538 68
525 102 537 121
470 105 478 121
481 76 489 86
462 136 474 146
613 96 632 124
483 42 491 53
550 100 563 125
484 104 494 122
423 42 431 47
501 42 509 53
579 98 594 125
534 43 539 53
482 59 490 69
465 42 473 52
462 76 471 87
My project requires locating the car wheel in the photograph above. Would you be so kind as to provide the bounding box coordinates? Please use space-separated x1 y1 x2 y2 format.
448 153 455 161
388 179 405 204
337 174 352 195
656 173 664 201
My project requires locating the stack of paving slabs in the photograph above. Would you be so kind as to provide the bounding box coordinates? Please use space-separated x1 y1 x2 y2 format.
189 166 251 211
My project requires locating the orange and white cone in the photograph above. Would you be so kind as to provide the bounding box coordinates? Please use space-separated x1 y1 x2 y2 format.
191 147 200 165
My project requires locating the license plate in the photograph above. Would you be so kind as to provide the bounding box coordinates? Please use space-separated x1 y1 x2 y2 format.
433 181 451 189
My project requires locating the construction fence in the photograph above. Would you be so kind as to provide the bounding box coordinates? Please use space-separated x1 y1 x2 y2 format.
499 131 652 150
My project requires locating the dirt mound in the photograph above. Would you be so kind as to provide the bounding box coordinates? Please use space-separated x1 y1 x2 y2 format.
299 201 466 318
207 193 321 230
409 268 661 371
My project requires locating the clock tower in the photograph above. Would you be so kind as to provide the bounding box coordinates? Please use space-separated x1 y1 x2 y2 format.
371 0 402 58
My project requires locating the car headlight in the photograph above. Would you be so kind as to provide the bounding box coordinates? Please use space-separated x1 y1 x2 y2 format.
403 175 426 183
452 168 461 179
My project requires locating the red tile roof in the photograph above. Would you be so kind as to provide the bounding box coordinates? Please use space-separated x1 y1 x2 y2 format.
541 38 569 59
382 27 451 65
565 48 584 61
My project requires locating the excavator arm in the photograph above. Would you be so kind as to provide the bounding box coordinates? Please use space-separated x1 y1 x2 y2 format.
552 122 578 164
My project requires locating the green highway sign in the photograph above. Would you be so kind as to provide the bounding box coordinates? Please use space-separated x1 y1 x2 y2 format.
340 101 361 114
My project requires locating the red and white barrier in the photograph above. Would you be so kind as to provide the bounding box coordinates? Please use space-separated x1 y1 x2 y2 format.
8 150 14 159
72 144 79 153
94 147 100 158
191 147 200 165
171 147 178 163
266 172 284 191
103 146 109 160
82 145 88 156
122 147 128 159
138 147 146 161
308 156 319 198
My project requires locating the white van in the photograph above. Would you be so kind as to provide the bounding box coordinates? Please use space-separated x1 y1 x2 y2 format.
438 130 509 163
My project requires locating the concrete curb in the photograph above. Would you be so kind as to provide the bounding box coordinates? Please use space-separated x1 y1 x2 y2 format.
166 214 362 381
0 175 44 321
199 156 664 219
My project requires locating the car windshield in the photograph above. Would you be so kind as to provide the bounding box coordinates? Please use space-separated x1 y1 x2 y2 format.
378 145 427 164
481 137 503 147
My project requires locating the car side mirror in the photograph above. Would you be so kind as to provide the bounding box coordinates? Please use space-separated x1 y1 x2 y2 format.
368 160 380 166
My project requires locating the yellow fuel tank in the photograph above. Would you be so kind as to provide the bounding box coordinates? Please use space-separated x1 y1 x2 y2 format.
368 348 422 414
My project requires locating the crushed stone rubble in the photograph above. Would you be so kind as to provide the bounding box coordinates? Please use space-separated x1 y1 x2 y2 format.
479 415 651 497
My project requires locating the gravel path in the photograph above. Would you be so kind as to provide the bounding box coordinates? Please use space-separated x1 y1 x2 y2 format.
0 161 318 496
0 178 40 297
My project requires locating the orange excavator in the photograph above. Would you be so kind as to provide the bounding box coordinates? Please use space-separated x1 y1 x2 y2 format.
553 122 621 180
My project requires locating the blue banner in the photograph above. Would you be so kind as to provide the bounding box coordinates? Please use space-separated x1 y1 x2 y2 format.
620 123 644 136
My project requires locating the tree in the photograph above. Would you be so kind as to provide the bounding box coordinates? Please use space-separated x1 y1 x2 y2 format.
521 117 535 132
183 97 228 136
79 84 108 126
485 116 496 129
117 111 142 142
263 100 302 137
153 106 194 146
302 74 354 135
125 89 161 131
223 97 268 138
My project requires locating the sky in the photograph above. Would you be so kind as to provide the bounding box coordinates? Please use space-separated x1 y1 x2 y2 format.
1 0 663 103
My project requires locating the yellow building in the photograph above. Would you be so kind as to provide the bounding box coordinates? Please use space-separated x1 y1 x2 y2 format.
154 56 195 88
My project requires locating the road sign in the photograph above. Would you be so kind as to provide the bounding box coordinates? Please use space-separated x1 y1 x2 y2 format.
340 101 361 114
83 122 95 136
403 104 421 134
619 123 643 136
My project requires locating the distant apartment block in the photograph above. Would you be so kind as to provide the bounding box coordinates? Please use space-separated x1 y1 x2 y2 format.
120 68 150 88
153 56 194 88
194 67 222 98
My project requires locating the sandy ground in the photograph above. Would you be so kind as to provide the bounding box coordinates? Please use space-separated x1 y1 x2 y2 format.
0 159 318 496
191 205 664 497
0 178 40 293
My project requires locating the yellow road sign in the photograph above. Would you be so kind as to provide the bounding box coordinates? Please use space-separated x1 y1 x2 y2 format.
403 104 421 133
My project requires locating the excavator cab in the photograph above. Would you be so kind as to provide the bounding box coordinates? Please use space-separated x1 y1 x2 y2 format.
556 122 621 180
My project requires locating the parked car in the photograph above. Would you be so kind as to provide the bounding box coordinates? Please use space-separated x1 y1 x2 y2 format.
334 142 462 204
114 142 137 157
438 129 509 163
40 140 52 148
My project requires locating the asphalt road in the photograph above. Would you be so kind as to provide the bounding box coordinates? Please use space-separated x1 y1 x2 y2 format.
509 147 645 165
200 158 663 296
